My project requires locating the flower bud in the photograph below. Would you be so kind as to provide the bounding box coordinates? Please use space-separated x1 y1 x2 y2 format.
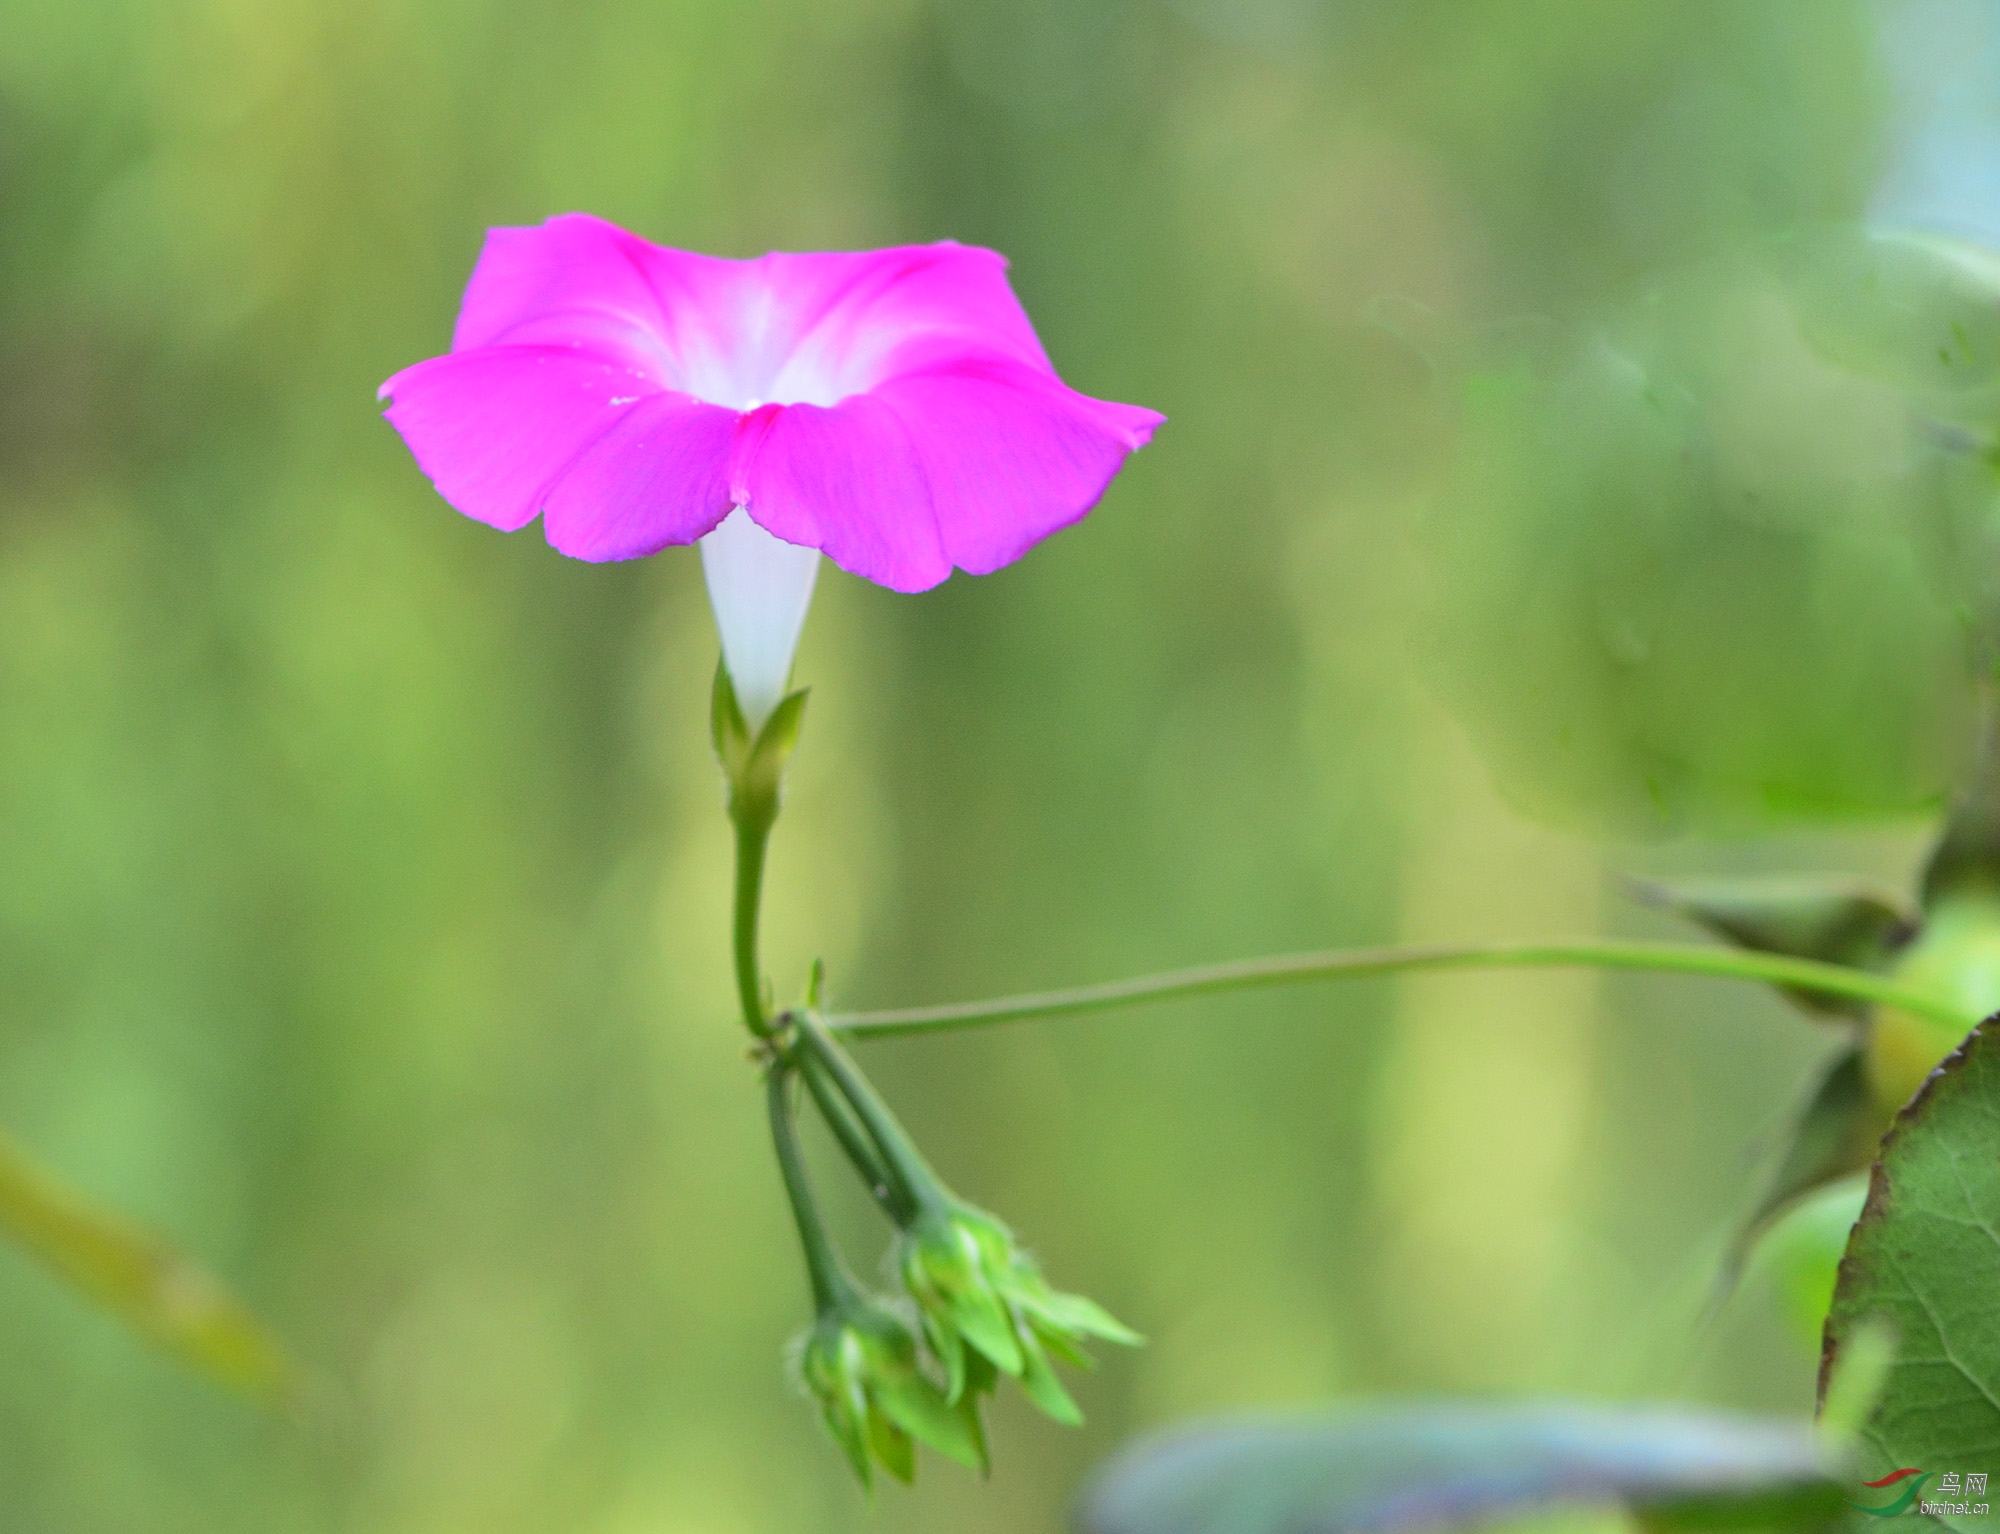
897 1204 1139 1422
798 1296 986 1489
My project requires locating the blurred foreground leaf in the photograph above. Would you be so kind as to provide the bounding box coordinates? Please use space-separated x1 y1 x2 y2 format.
1754 1176 1870 1347
1078 1403 1840 1534
1820 1017 2000 1517
1781 227 2000 417
1719 1050 1886 1302
0 1128 290 1402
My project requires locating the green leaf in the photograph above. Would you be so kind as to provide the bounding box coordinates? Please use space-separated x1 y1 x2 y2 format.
1079 1403 1841 1534
1626 877 1915 1016
1819 1016 2000 1528
0 1127 291 1402
1718 1048 1887 1297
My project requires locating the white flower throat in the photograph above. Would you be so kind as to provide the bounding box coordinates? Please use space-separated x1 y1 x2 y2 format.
700 507 821 733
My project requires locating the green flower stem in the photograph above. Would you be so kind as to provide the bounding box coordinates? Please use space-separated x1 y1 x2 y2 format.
765 1065 859 1315
824 938 1974 1042
793 1010 951 1218
799 1051 915 1224
732 804 777 1037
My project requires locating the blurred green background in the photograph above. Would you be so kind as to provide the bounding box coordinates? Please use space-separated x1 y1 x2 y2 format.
2 0 1997 1528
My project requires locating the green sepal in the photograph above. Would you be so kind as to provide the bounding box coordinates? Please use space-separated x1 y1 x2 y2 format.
947 1279 1024 1378
867 1406 915 1485
1020 1285 1143 1348
924 1306 967 1403
1027 1314 1095 1370
872 1366 987 1473
711 663 809 821
711 661 753 781
957 1390 991 1475
1625 875 1914 1016
816 1372 872 1490
1014 1316 1083 1426
963 1346 999 1399
902 1213 1024 1377
800 1294 1001 1488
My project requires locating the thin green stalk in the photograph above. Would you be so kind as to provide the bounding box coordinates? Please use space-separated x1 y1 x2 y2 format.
732 808 776 1037
0 1127 290 1400
793 1011 950 1216
799 1052 915 1224
825 938 1972 1042
765 1066 857 1315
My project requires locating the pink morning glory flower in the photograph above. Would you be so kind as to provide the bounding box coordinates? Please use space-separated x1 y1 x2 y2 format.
379 214 1164 727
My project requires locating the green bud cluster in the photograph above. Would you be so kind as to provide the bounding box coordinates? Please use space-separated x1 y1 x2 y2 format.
775 1009 1140 1481
725 672 1140 1486
898 1203 1141 1425
798 1296 986 1489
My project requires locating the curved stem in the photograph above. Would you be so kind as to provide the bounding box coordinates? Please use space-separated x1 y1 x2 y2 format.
732 809 776 1037
825 938 1971 1042
765 1065 856 1315
799 1051 915 1224
793 1011 951 1216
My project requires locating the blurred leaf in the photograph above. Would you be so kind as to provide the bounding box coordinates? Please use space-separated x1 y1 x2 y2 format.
1780 227 2000 415
1627 876 1916 1015
1754 1177 1871 1348
1419 267 1975 836
1719 1052 1885 1306
0 1128 290 1403
1079 1404 1841 1534
1819 1016 2000 1511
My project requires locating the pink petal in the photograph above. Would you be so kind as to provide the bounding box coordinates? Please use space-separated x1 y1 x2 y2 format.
451 214 674 378
758 244 1056 400
382 216 1167 580
539 391 740 561
623 240 1058 407
735 396 947 592
872 356 1161 580
379 345 658 532
734 357 1161 591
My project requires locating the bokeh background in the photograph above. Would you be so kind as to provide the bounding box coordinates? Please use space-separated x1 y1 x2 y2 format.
3 0 1999 1528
